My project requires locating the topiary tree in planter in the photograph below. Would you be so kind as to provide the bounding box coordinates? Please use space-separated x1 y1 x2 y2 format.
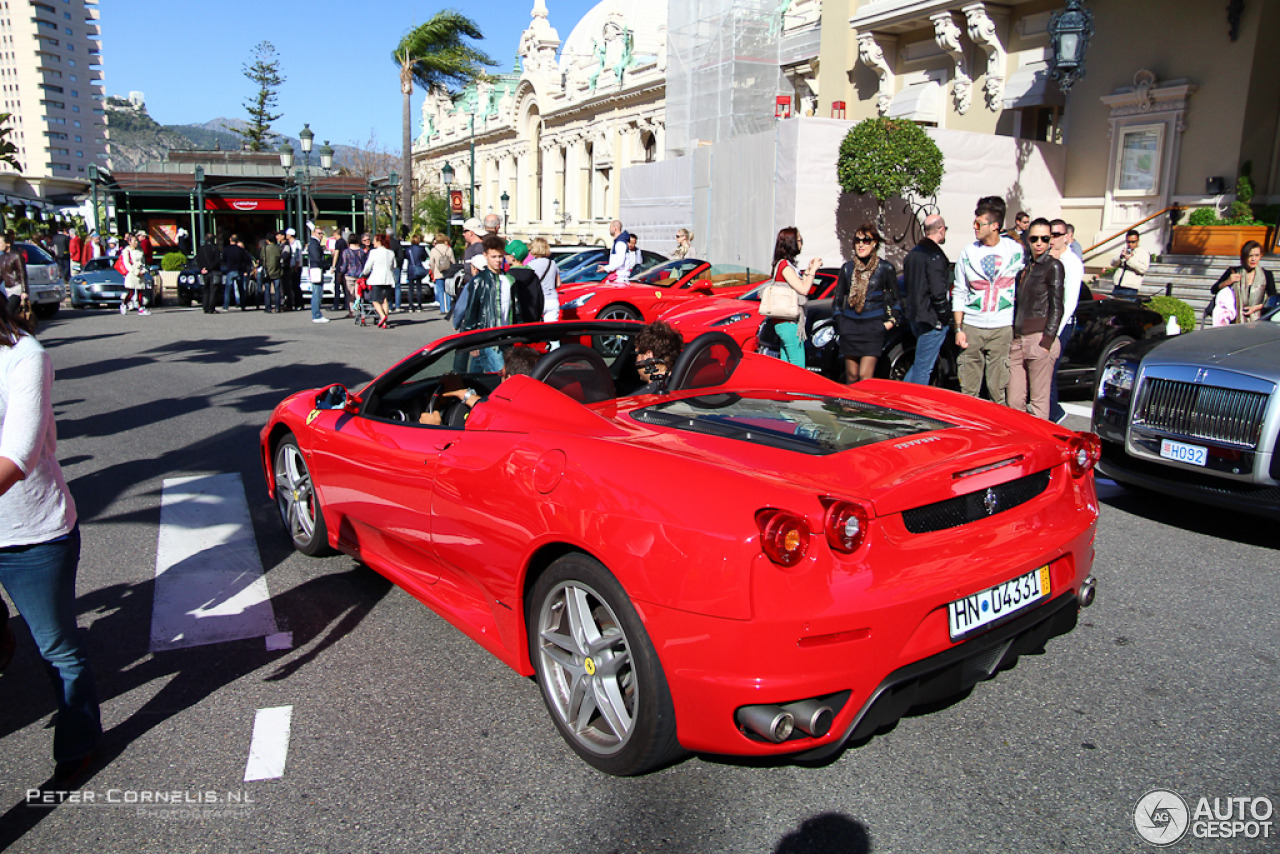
161 252 188 271
836 117 944 239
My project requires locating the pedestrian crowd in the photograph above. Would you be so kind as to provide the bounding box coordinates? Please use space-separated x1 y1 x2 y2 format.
761 197 1088 423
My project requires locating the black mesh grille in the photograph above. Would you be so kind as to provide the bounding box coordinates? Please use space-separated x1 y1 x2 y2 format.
902 469 1053 534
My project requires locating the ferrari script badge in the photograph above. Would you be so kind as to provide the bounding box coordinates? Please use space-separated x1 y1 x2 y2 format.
983 489 999 516
306 409 320 425
584 657 597 676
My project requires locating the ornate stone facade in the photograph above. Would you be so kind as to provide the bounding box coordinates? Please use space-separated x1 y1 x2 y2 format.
412 0 667 245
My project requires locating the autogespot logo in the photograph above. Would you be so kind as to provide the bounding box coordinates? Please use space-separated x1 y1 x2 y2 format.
1134 789 1189 846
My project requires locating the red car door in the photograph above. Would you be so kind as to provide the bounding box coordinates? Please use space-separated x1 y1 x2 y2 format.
310 412 461 588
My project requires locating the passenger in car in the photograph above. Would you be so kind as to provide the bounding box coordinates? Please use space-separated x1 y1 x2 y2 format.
419 345 541 425
627 321 684 396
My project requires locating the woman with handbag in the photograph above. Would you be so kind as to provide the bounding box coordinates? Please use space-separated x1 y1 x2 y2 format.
360 233 398 329
525 237 561 322
830 223 900 384
760 227 820 367
1209 240 1275 324
119 233 150 316
428 232 455 316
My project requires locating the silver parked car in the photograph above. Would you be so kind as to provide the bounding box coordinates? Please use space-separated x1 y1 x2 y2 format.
1092 305 1280 518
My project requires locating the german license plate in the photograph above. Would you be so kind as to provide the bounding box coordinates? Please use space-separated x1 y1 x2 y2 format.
948 565 1051 640
1160 438 1207 467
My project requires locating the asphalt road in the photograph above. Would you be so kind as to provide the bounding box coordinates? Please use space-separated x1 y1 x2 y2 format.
0 303 1276 854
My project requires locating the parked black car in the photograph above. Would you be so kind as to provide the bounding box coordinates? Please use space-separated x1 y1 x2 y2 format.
766 281 1166 396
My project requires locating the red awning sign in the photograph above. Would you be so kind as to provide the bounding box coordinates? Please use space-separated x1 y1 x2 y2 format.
204 197 286 212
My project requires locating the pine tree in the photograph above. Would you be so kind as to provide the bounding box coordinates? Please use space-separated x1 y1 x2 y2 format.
234 42 285 151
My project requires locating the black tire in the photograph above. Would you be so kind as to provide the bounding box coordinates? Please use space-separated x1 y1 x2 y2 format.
598 303 640 322
882 341 914 382
33 303 59 320
1093 335 1134 393
272 434 334 556
528 553 683 776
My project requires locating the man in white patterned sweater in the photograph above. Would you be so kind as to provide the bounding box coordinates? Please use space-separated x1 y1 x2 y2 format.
953 199 1025 405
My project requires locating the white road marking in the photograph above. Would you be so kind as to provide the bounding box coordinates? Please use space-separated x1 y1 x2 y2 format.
244 706 294 781
150 474 279 652
1061 402 1092 419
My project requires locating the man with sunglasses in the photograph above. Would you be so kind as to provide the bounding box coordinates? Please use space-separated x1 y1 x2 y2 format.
1047 219 1083 422
1103 229 1149 297
952 199 1024 405
1008 218 1065 420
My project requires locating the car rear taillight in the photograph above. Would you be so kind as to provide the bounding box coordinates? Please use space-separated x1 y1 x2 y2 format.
756 509 811 567
1068 432 1102 477
823 500 870 554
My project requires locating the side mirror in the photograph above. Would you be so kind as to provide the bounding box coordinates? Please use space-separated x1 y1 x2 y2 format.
691 279 714 295
315 384 358 412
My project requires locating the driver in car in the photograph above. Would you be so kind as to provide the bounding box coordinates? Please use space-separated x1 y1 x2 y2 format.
420 344 541 425
628 321 683 396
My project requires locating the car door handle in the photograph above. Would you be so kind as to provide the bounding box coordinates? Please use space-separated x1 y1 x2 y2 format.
433 442 453 452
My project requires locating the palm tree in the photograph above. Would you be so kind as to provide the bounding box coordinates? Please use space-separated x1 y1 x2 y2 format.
393 12 497 233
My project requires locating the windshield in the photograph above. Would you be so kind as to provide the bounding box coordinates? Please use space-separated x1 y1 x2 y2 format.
631 393 953 455
82 258 115 273
17 243 54 265
632 259 704 287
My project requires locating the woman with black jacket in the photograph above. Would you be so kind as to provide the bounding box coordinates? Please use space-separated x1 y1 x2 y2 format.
830 222 900 384
1210 240 1276 324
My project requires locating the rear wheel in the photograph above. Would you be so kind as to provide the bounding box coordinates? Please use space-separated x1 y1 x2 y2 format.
273 435 334 556
529 553 683 776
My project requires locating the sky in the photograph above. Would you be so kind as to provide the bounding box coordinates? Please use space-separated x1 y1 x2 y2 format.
103 0 600 151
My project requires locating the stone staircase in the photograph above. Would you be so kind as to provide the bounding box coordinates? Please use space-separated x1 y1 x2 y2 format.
1139 254 1280 319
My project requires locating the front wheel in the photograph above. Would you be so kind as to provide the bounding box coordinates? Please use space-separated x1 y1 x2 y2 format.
529 554 683 776
598 304 640 322
273 435 334 556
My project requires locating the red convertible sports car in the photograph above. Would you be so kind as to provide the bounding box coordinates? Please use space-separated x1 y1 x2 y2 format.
261 320 1101 776
557 258 771 323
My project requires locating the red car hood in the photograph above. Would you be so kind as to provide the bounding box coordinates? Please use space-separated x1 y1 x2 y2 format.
659 296 755 332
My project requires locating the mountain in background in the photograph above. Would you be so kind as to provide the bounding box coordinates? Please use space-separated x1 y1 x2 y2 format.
107 103 392 173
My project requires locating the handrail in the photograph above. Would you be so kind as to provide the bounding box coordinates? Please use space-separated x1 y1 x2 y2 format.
1082 205 1183 257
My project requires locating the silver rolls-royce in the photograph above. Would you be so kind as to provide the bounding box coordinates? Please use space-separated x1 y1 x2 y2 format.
1092 307 1280 519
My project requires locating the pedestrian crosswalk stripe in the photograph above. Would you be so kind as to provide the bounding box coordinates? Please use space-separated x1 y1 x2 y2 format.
150 473 279 652
244 706 293 781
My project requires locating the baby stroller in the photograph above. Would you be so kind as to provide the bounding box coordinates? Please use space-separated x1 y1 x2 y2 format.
352 277 378 326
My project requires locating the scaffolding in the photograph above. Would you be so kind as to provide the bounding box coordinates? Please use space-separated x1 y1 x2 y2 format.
665 0 784 158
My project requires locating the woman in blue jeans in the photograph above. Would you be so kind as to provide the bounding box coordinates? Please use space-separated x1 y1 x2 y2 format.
764 227 822 367
0 297 100 784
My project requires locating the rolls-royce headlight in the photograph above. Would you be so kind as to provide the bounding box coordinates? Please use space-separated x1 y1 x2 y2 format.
812 324 836 349
1098 359 1137 404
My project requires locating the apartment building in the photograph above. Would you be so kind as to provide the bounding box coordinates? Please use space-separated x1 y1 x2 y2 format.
0 0 105 210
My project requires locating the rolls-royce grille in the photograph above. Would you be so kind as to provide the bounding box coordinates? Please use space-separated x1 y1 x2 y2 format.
1134 379 1268 449
902 469 1052 534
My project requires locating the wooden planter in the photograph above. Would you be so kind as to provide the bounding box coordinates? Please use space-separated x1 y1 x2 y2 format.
158 270 180 301
1170 225 1272 256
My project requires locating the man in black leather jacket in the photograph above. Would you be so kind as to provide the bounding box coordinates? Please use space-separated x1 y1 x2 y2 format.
1009 218 1064 419
196 234 222 315
902 215 950 384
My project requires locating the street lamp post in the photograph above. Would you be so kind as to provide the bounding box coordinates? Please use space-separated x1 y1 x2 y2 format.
469 111 476 218
87 163 99 235
500 190 510 237
279 142 295 236
442 161 455 242
389 171 400 235
194 165 205 247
